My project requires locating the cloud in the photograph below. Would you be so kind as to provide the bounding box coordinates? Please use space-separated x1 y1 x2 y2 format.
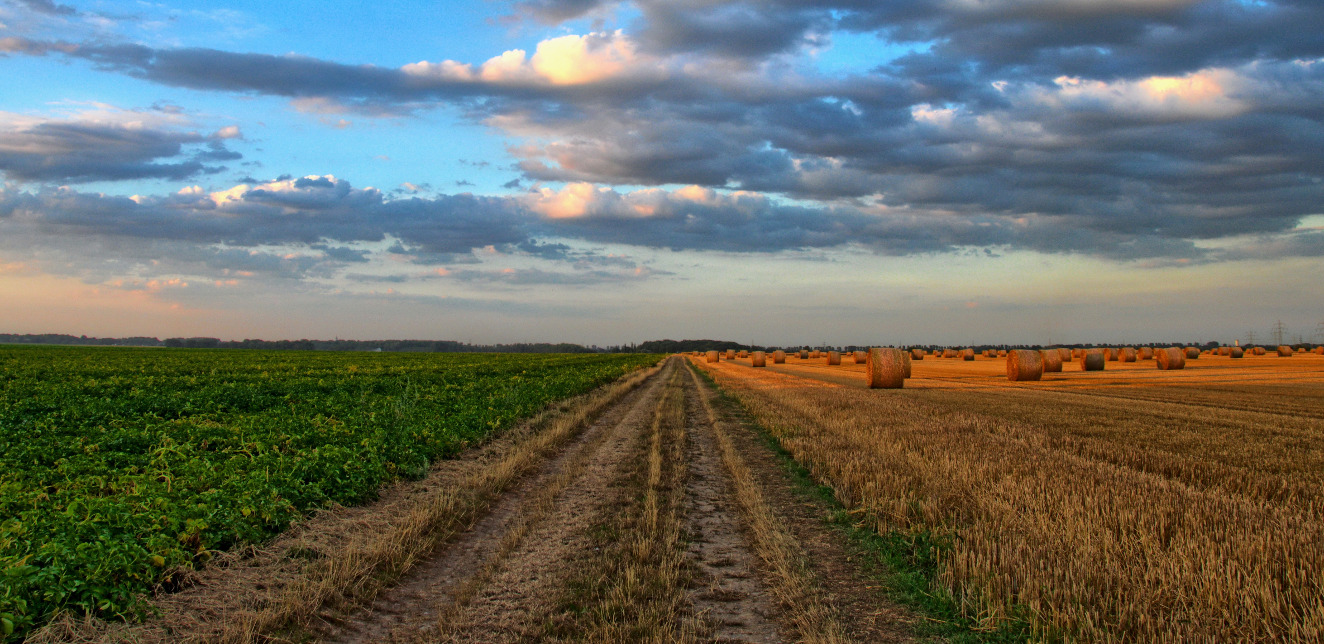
505 0 615 24
429 265 660 286
11 0 77 16
401 31 665 87
632 0 829 58
213 125 242 139
0 107 240 183
3 173 1323 304
4 2 1323 271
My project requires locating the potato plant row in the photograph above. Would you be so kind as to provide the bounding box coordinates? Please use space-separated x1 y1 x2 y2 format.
0 347 659 640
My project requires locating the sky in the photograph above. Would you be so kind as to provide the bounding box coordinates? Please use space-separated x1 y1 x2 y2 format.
1 0 1322 346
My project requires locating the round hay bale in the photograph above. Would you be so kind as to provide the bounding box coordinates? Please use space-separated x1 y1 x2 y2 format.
1185 347 1200 359
1276 345 1292 357
706 350 719 363
1008 350 1044 381
865 348 905 389
911 349 925 360
724 350 736 360
1156 347 1185 370
799 350 809 359
1140 347 1154 360
901 351 912 378
962 348 975 361
1255 347 1267 355
1080 350 1105 371
998 350 1007 357
942 349 957 358
738 350 748 358
1057 348 1070 362
1072 348 1084 359
1104 348 1118 361
751 351 766 367
1314 346 1324 355
826 351 841 365
1119 347 1136 362
854 350 867 363
1040 349 1062 373
1230 347 1244 358
773 350 786 363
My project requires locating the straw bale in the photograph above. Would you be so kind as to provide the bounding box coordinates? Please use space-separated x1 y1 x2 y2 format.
1080 350 1105 371
1040 349 1063 373
1008 350 1044 381
865 347 905 389
1157 347 1186 370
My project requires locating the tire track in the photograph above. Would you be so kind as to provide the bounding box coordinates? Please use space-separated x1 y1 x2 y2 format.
317 359 674 643
680 366 787 642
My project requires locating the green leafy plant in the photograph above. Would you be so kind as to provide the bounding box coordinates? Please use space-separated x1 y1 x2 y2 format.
0 346 660 641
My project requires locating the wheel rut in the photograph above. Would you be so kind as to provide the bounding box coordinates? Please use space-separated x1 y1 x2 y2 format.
680 368 787 642
317 360 673 643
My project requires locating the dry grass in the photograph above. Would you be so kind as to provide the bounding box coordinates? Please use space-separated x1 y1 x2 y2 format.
694 356 1324 642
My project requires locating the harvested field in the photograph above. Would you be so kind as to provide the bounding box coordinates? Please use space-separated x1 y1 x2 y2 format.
694 352 1324 641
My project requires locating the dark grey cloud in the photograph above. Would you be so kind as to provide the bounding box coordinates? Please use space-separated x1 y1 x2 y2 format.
0 177 526 262
632 0 828 58
508 0 610 24
0 117 239 183
846 1 1324 82
11 0 77 16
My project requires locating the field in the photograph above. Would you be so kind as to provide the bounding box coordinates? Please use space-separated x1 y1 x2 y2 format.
693 350 1324 641
0 347 659 641
4 346 1321 642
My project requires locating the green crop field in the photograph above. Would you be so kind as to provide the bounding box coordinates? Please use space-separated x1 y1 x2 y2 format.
0 346 660 640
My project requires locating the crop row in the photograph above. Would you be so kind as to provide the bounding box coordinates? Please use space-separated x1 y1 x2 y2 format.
0 347 659 640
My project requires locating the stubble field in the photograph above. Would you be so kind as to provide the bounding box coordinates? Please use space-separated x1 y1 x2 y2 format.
693 350 1324 641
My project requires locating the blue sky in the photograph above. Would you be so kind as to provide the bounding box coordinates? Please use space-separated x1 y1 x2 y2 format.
1 0 1322 346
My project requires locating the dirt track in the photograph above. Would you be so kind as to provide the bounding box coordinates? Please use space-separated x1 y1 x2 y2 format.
304 355 914 642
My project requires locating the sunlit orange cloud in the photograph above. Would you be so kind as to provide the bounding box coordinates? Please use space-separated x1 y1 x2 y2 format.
1045 69 1245 118
401 31 664 87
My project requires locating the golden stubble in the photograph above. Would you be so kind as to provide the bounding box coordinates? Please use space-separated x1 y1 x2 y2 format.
693 354 1324 642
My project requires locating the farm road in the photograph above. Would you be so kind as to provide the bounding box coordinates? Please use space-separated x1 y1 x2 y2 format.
312 356 915 642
